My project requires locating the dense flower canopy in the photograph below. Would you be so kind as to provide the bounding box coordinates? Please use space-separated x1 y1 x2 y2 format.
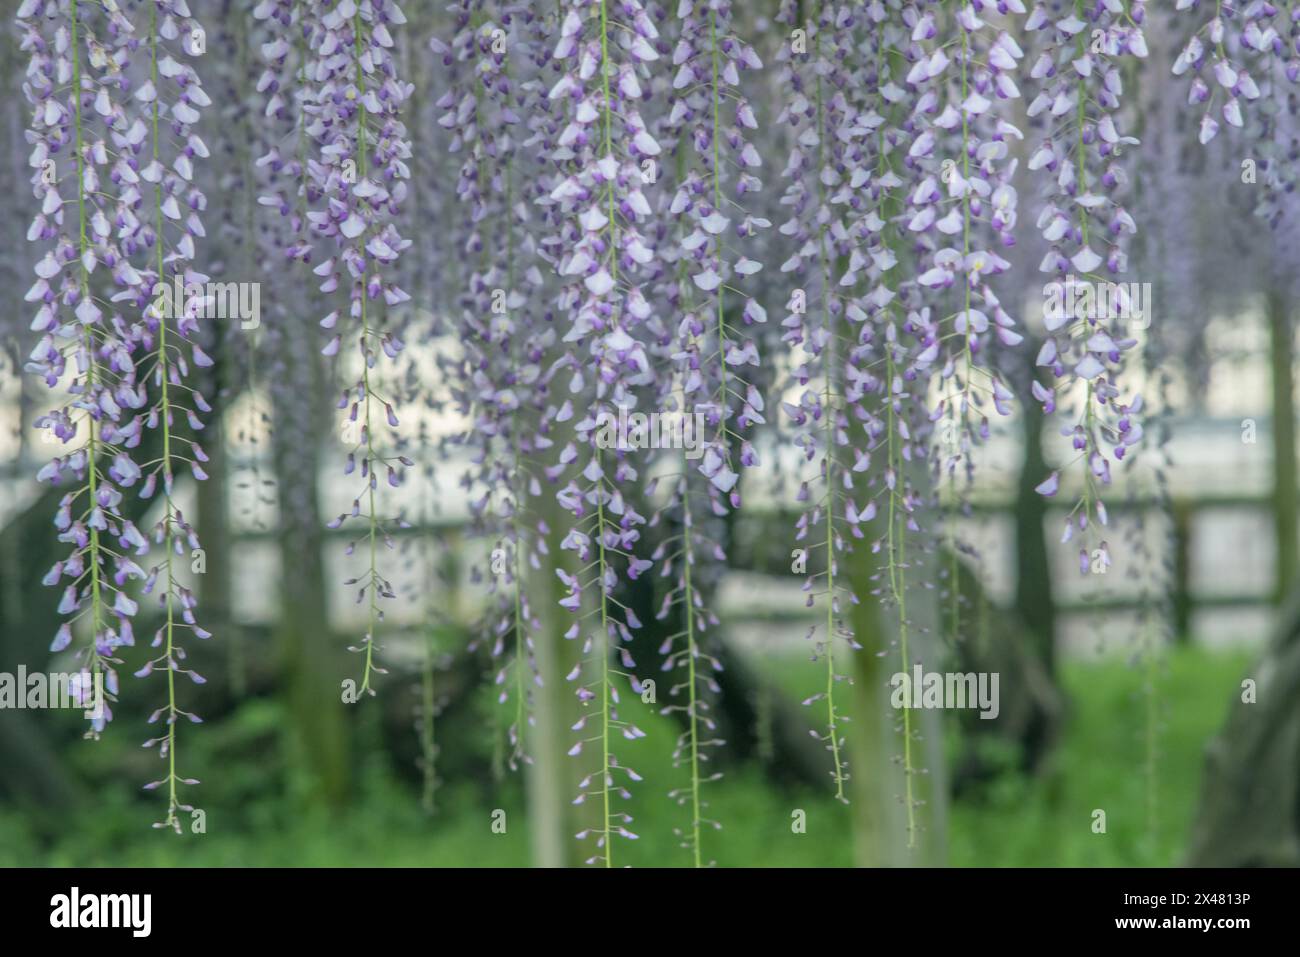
10 0 1294 860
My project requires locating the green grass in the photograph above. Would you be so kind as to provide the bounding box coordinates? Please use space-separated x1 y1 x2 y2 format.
0 644 1250 866
946 645 1250 866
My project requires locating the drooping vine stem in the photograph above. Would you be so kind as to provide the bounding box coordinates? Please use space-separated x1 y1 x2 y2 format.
69 0 109 719
551 0 660 865
437 4 546 770
22 0 153 737
876 9 919 845
652 0 765 865
659 140 710 865
355 5 379 694
310 0 414 696
815 4 848 804
135 0 216 831
595 0 616 866
777 0 861 801
1027 1 1147 565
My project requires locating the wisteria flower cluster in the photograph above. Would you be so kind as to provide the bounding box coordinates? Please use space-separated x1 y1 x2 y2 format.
434 3 557 769
18 0 212 831
1172 1 1300 229
1173 0 1279 146
132 0 215 832
907 0 1024 458
774 0 862 805
1026 0 1147 577
651 0 766 864
24 0 1296 861
546 0 663 865
304 0 414 695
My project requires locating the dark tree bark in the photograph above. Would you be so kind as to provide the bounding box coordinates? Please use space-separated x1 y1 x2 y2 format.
1187 585 1300 866
0 385 71 813
621 510 840 791
1269 292 1298 603
951 549 1066 790
0 415 164 808
268 299 351 808
1013 343 1058 674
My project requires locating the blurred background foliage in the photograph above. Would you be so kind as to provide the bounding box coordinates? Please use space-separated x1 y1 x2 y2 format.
2 0 1299 867
0 645 1254 866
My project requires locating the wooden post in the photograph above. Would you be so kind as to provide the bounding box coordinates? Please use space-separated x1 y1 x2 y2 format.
1269 291 1297 602
1172 499 1193 643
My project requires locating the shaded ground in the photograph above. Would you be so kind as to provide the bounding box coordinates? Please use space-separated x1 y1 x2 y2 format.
0 645 1248 867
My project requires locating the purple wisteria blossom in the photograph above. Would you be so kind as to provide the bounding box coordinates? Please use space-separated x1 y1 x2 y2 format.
1172 0 1280 145
845 0 937 843
253 0 313 264
130 0 215 831
19 0 154 737
775 0 862 803
436 2 552 767
547 0 661 865
906 0 1024 471
1172 2 1300 230
646 0 766 864
846 1 928 597
666 0 766 505
252 0 330 558
1025 0 1147 574
306 0 414 695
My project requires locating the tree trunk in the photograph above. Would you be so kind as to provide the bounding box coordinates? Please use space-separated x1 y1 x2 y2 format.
1270 292 1297 603
270 304 350 808
951 549 1065 790
846 572 950 867
1186 584 1300 865
1013 343 1058 673
521 384 586 867
524 502 582 867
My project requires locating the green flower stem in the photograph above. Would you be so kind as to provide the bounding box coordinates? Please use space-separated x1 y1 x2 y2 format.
813 9 846 801
708 7 729 453
71 0 107 717
876 32 916 848
682 478 702 866
597 0 617 866
353 7 381 695
148 0 182 827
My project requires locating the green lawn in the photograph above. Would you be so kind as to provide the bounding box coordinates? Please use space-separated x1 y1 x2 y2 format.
0 644 1250 866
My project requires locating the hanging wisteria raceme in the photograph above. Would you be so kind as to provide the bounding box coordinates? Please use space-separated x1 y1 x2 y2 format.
434 2 553 769
20 0 154 738
1250 6 1300 229
306 0 414 696
1171 1 1300 228
131 0 215 832
10 0 1293 856
906 0 1023 484
840 0 933 844
250 0 310 539
775 0 864 803
253 0 347 638
903 0 1024 677
209 2 271 588
547 0 660 865
1172 0 1278 147
253 0 313 264
1026 0 1147 576
646 0 766 865
669 0 765 502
